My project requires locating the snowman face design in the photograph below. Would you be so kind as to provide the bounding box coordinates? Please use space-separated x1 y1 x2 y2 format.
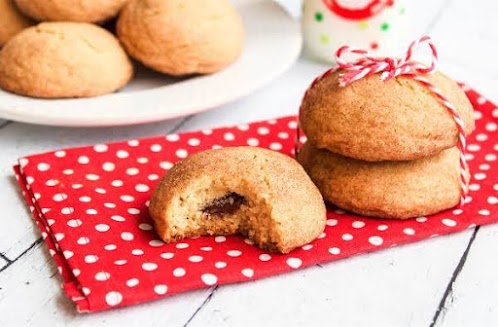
303 0 407 63
323 0 395 20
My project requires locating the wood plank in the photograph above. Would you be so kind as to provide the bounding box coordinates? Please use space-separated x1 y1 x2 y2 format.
434 224 498 327
185 232 475 327
0 242 212 327
0 118 184 260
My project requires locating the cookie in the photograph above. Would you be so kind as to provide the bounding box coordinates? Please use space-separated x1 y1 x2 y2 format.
0 22 133 98
117 0 244 76
149 147 326 254
14 0 127 23
0 0 33 47
297 142 469 219
299 70 475 161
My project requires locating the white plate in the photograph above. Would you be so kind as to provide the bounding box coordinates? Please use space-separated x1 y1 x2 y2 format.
0 0 301 127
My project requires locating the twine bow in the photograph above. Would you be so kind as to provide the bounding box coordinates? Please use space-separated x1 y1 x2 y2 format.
297 36 468 206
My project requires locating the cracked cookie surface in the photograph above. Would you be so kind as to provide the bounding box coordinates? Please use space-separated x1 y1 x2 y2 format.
0 22 133 98
149 147 326 254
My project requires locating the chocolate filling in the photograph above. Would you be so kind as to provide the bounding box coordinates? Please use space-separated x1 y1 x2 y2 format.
202 192 247 216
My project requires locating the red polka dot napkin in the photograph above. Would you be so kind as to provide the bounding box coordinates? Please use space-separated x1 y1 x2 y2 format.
13 86 498 313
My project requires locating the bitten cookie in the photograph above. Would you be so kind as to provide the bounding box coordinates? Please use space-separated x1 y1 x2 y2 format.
299 70 475 161
0 22 133 98
0 0 33 47
297 142 469 219
14 0 128 23
117 0 244 76
149 147 326 254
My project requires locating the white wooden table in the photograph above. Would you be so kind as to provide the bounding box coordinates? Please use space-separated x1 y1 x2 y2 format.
1 1 497 326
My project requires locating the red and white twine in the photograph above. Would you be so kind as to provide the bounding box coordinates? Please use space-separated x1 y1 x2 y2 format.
296 36 468 206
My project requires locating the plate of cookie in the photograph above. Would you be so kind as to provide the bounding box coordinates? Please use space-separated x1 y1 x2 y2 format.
0 0 301 127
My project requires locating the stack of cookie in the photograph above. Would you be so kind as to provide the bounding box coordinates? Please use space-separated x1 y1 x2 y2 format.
297 70 475 219
0 0 244 99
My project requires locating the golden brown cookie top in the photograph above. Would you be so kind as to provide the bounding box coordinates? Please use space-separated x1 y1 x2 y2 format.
117 0 244 75
0 22 133 98
14 0 127 23
299 70 475 161
0 0 33 46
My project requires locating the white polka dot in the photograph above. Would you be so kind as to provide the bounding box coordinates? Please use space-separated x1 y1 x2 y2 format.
77 236 89 245
173 267 186 277
45 179 59 187
215 261 227 269
120 195 135 202
241 268 254 278
111 215 126 222
63 169 74 175
53 193 68 202
55 233 65 241
94 144 108 153
157 253 173 261
111 180 124 187
159 161 174 171
82 287 91 296
257 127 270 135
116 150 129 159
138 223 153 231
166 134 180 142
95 188 106 194
63 250 74 259
95 224 111 232
201 273 217 286
486 122 498 132
114 260 127 266
67 219 82 228
104 244 117 251
465 196 473 204
37 163 50 171
469 184 481 191
477 96 486 104
86 209 97 215
302 244 313 251
148 174 159 181
474 173 486 180
85 255 99 264
215 236 226 243
318 232 326 239
258 254 271 262
127 140 139 147
480 164 490 171
104 202 116 208
121 232 134 241
176 242 189 249
136 157 148 164
278 132 289 139
102 162 115 172
494 184 498 191
326 219 338 226
352 221 365 228
142 263 158 271
334 209 346 215
176 149 188 158
223 132 235 141
189 255 203 263
465 153 474 161
369 236 383 246
442 218 457 227
476 133 488 142
150 144 162 152
485 154 497 162
467 144 480 152
135 184 150 193
478 209 490 216
488 196 498 205
286 258 302 269
492 108 498 118
47 219 55 226
78 196 91 203
78 156 90 164
154 284 168 295
149 240 164 247
227 250 242 257
247 138 259 146
128 208 140 215
54 151 66 158
25 176 34 185
403 228 415 235
201 247 213 251
34 193 41 200
453 209 463 215
105 291 122 306
416 217 428 222
299 136 308 143
126 278 139 287
329 247 341 255
72 269 81 277
474 111 483 120
126 168 139 176
288 121 298 129
270 142 283 151
187 138 201 146
86 174 100 181
342 233 353 241
132 249 144 255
